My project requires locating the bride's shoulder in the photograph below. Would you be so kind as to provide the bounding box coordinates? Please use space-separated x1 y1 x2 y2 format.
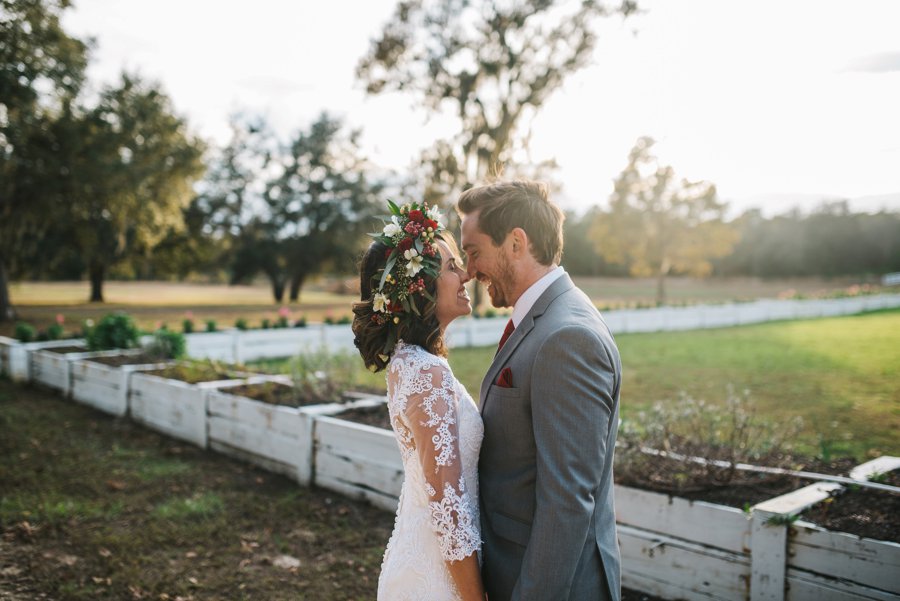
388 341 452 382
391 341 448 367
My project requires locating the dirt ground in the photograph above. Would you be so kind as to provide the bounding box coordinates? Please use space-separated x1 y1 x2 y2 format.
0 380 665 600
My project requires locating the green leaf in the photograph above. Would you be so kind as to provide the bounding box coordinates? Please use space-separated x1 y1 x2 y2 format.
378 254 397 290
414 237 424 253
387 199 401 216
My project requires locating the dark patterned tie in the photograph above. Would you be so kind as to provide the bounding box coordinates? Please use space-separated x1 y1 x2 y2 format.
497 319 515 354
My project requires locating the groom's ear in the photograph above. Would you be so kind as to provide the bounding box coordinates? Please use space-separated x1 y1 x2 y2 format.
508 227 529 257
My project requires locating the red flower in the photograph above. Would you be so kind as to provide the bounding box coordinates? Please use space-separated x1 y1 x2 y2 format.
397 237 413 252
384 247 394 260
408 209 424 222
424 219 438 230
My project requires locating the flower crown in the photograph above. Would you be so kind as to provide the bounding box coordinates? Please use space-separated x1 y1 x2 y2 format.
367 200 445 352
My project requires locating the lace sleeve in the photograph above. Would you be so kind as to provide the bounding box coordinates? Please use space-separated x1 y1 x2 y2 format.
403 362 480 563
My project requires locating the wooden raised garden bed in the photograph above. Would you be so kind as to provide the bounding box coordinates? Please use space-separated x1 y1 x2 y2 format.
313 401 403 512
128 362 249 448
205 381 381 485
70 350 174 417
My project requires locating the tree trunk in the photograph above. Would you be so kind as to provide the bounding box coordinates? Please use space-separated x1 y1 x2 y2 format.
0 259 15 322
271 277 286 303
289 272 305 303
89 262 105 303
655 272 667 306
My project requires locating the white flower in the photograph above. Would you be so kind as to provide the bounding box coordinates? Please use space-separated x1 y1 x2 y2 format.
404 249 423 276
373 292 388 313
383 216 401 237
427 205 443 224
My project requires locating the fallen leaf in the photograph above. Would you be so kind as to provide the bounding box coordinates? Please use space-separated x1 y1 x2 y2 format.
273 555 301 570
106 479 127 491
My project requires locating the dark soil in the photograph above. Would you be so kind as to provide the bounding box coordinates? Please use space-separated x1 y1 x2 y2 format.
223 381 330 408
616 454 858 509
41 345 88 354
332 404 392 429
0 379 394 600
799 470 900 543
86 352 166 367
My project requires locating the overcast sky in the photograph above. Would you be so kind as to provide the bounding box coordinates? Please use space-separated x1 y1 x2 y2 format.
63 0 900 216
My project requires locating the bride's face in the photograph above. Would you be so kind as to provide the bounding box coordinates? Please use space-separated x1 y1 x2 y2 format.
434 240 472 329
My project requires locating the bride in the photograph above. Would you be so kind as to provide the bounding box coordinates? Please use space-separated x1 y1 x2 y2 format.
352 200 485 601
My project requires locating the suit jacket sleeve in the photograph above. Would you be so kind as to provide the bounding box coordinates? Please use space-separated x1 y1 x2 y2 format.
512 325 617 600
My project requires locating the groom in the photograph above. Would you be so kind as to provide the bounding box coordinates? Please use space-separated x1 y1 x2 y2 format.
458 180 622 601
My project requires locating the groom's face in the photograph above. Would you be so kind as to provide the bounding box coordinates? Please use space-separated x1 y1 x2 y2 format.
461 211 516 308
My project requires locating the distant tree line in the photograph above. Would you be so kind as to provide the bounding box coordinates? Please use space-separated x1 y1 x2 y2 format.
562 201 900 281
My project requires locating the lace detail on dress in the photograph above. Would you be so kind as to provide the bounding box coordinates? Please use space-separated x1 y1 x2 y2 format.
429 477 480 562
381 342 483 586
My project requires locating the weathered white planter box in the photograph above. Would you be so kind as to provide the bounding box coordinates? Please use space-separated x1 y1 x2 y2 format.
235 327 323 362
785 521 900 600
313 404 403 512
129 371 245 448
207 386 384 485
70 352 173 417
0 336 25 380
616 484 754 600
29 341 92 396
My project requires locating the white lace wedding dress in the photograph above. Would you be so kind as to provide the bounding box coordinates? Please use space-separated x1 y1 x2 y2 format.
377 341 484 601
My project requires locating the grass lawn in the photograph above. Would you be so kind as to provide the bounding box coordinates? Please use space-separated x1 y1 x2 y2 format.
0 379 394 600
255 309 900 460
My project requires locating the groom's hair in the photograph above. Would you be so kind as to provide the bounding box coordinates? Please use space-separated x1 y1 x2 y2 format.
456 180 564 266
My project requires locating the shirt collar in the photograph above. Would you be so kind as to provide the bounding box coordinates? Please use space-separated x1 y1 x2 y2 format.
511 265 565 327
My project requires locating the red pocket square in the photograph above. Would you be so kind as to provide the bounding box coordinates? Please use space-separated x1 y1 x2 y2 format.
496 367 513 388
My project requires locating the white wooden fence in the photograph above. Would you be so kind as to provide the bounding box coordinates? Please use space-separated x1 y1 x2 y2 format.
175 293 900 362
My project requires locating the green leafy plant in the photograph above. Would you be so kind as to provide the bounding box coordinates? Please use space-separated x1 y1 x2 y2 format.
294 316 307 328
205 319 217 333
182 318 194 334
86 313 140 351
234 318 248 331
145 329 186 360
46 323 64 340
261 318 271 330
13 322 36 342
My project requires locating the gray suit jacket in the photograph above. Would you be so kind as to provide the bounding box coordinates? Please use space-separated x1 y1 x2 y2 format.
478 274 622 601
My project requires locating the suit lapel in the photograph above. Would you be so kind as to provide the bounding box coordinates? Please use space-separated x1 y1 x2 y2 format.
479 274 575 412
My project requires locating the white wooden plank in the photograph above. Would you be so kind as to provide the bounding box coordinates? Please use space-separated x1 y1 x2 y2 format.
789 521 900 594
849 456 900 482
614 485 751 554
315 450 404 498
751 510 787 601
618 524 751 601
786 567 899 601
315 416 401 461
206 391 301 436
753 482 843 516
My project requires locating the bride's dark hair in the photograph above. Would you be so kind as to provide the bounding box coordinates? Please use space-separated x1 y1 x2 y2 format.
352 233 455 372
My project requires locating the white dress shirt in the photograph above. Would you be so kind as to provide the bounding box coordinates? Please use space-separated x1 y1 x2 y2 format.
510 265 565 328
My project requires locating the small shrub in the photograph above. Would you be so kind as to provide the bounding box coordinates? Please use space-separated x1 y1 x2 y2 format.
13 322 36 342
205 319 217 333
145 329 186 360
182 319 194 334
87 313 140 351
261 318 271 329
46 323 64 341
290 349 362 404
337 316 351 325
323 316 335 325
616 389 803 493
275 317 289 328
294 316 307 328
234 318 248 331
483 308 497 318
